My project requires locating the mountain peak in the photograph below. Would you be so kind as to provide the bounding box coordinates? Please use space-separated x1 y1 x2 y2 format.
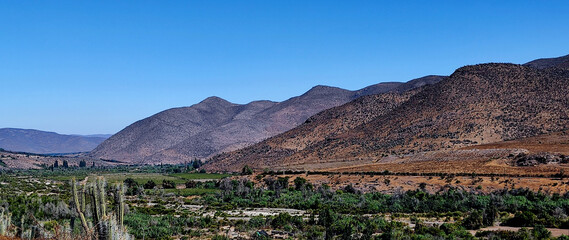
198 96 234 106
308 84 343 91
302 85 351 97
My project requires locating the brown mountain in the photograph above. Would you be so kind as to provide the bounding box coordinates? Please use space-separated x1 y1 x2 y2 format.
205 63 569 172
90 81 431 164
0 128 108 154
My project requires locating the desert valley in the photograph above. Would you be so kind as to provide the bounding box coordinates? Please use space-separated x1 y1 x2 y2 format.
2 54 569 239
3 2 569 239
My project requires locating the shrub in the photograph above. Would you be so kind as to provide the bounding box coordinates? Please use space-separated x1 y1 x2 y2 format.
162 179 176 189
241 165 253 175
143 180 156 189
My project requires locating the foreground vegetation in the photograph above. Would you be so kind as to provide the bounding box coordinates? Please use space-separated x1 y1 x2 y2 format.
1 165 569 239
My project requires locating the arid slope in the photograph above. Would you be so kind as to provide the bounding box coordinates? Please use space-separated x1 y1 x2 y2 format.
90 81 439 164
206 63 569 172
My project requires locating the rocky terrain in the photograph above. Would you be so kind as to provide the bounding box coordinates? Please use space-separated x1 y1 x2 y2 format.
90 78 443 164
206 57 569 172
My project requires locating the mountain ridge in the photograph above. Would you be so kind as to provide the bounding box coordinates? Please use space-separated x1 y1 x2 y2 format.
90 77 443 164
204 61 569 172
0 128 109 154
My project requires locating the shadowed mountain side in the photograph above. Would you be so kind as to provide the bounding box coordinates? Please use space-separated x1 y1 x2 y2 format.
205 90 419 171
89 97 275 162
205 63 569 172
90 80 437 164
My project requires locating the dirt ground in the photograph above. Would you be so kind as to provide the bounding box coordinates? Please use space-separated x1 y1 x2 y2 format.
246 173 569 194
470 226 569 238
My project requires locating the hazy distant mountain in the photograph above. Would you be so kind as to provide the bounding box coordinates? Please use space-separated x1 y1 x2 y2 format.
90 78 443 164
0 128 109 154
76 134 113 138
524 54 569 70
206 61 569 172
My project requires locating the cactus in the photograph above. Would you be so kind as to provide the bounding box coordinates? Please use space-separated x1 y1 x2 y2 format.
114 183 125 228
71 177 131 240
72 178 90 236
0 207 13 236
90 177 108 240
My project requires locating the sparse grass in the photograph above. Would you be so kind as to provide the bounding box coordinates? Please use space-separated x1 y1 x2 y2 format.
169 172 232 180
85 172 231 185
164 188 218 196
99 173 182 184
48 174 88 181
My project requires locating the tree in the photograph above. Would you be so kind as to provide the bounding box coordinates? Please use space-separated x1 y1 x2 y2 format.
62 160 69 168
123 178 138 188
482 206 498 227
462 210 483 230
505 211 538 227
192 159 201 169
241 165 253 175
79 160 87 168
344 184 358 194
294 177 307 190
185 180 198 188
162 179 175 189
532 225 551 239
53 161 59 168
144 180 156 189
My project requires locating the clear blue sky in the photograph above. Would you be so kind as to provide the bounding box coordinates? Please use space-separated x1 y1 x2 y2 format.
2 1 568 135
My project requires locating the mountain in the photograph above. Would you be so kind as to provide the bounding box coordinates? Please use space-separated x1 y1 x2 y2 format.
205 63 569 172
0 148 117 170
90 78 443 164
77 134 113 138
524 54 569 70
0 128 109 154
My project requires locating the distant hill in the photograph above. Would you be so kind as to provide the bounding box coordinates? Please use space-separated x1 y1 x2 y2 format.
205 62 569 172
90 77 444 164
77 134 113 138
0 128 109 154
524 54 569 70
0 148 117 170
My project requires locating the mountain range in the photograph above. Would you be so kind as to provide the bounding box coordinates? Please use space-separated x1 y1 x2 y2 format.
89 76 444 164
205 54 569 171
5 54 568 172
0 128 109 154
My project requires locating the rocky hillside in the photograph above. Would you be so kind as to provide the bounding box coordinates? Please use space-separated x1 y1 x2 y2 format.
90 78 443 164
0 128 108 154
205 63 569 172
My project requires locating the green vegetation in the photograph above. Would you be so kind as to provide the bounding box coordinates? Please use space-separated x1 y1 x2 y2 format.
2 165 569 239
241 165 253 175
164 188 218 196
169 172 232 180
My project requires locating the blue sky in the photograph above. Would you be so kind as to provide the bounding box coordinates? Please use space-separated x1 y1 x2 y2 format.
1 1 568 135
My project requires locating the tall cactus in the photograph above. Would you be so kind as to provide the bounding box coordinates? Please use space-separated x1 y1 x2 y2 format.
0 207 12 236
114 183 125 228
90 177 108 240
72 178 90 235
71 176 131 240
